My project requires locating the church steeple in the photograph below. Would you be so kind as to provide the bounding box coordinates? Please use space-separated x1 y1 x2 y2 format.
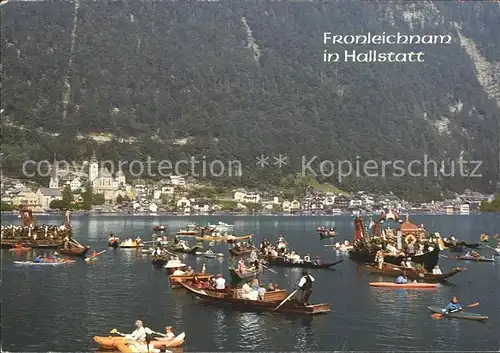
49 153 59 189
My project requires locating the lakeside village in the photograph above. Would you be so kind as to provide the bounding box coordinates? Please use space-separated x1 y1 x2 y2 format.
1 153 498 216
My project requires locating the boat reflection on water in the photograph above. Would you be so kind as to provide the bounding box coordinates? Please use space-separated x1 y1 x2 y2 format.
234 312 269 350
212 310 228 350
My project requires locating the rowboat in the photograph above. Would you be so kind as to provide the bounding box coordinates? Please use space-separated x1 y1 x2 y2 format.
263 256 343 269
152 225 167 231
444 241 481 252
229 247 255 256
195 251 223 259
365 264 465 282
196 234 253 243
166 243 203 254
369 282 437 289
169 273 213 288
119 241 144 248
108 239 120 248
94 332 185 350
229 267 263 281
14 260 75 266
180 282 330 315
319 232 336 239
427 306 488 321
58 246 90 257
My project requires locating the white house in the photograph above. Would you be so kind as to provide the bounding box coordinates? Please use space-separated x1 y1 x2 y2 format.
36 188 62 209
193 204 210 213
70 177 82 191
323 195 336 206
233 189 261 203
14 183 25 189
349 199 363 208
153 190 162 200
149 203 158 213
161 186 175 195
290 200 301 211
282 200 291 212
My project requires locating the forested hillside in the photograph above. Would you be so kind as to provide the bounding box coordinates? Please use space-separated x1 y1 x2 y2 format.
1 1 499 199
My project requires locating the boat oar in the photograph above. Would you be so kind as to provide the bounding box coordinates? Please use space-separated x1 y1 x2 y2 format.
273 289 298 312
85 250 106 262
260 263 277 274
431 302 480 320
109 328 126 336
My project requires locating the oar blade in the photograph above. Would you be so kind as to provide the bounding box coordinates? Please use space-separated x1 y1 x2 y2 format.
430 313 443 320
110 328 118 333
466 302 479 308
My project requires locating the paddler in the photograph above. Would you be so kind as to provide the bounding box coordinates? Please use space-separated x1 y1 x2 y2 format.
432 265 442 275
297 270 315 306
163 326 175 340
375 249 384 269
444 297 463 313
395 272 408 284
126 320 147 341
34 254 44 263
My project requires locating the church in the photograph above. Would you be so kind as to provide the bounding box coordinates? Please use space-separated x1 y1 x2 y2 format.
88 152 126 200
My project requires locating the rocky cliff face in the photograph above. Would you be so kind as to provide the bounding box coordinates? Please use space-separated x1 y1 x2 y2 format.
1 1 499 197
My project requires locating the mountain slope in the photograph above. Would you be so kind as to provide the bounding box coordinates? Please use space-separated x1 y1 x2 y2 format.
1 1 499 199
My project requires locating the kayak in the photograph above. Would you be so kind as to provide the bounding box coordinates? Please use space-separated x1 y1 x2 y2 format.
369 282 437 289
428 306 488 321
14 260 75 266
8 247 32 252
457 256 495 262
116 342 161 353
94 332 185 350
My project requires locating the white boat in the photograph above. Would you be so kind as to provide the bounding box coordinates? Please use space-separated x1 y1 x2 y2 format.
14 261 73 266
208 221 234 231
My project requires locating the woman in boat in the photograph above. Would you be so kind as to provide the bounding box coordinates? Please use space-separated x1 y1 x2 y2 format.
172 267 185 276
432 265 442 275
304 254 311 262
241 281 252 299
266 283 275 291
444 297 463 313
185 266 194 275
238 259 247 273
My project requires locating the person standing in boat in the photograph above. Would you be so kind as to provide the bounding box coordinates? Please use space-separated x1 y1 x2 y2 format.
249 249 259 269
215 274 226 291
375 249 384 270
297 270 315 306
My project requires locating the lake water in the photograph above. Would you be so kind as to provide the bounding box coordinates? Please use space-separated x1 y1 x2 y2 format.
1 214 499 351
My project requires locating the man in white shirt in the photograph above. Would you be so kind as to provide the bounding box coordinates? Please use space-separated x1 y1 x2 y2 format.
215 274 226 290
297 270 315 306
126 320 147 341
172 268 185 276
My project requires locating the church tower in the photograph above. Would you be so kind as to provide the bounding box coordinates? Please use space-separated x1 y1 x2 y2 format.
89 151 99 188
49 154 59 189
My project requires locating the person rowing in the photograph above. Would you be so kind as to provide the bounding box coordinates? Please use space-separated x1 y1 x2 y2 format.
395 272 408 284
443 296 463 313
126 320 147 341
34 254 44 263
297 270 315 306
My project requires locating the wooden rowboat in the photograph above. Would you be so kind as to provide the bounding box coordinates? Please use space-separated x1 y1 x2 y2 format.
169 273 213 288
8 247 32 252
180 282 330 315
229 247 255 256
263 256 343 269
365 264 465 282
196 234 253 243
58 246 90 257
229 267 263 281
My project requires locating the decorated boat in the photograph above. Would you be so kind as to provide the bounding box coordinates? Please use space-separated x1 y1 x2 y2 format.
348 214 440 272
262 256 343 269
94 332 185 350
365 264 465 282
119 240 144 248
1 209 72 248
180 282 330 315
229 267 263 281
